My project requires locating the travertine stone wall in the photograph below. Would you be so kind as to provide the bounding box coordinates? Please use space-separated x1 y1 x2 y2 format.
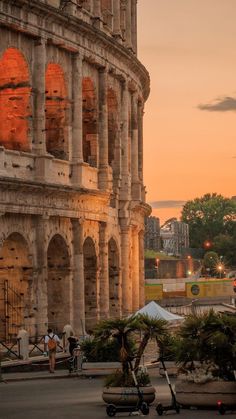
0 0 150 339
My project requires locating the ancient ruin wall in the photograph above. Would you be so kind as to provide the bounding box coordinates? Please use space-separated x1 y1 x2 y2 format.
0 0 150 339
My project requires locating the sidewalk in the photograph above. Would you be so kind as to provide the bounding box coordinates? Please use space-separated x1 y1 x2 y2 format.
1 356 122 382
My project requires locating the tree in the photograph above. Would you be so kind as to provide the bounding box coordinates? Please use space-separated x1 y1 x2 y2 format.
174 310 236 381
133 315 168 371
94 317 138 375
93 315 169 386
181 193 236 253
203 251 219 276
214 234 236 266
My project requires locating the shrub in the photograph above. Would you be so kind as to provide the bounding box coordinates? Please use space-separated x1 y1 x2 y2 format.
174 310 236 381
104 369 151 387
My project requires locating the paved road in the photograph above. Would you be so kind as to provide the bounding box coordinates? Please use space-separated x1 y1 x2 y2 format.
0 376 235 419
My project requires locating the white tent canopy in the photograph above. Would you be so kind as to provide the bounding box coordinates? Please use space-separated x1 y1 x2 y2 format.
133 301 183 322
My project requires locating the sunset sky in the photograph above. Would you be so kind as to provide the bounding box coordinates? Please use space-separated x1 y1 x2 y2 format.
138 0 236 224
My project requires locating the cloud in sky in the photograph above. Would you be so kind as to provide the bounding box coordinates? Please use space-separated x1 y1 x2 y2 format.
198 96 236 112
149 200 186 209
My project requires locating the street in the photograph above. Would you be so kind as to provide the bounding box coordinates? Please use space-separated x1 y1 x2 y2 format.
0 375 235 419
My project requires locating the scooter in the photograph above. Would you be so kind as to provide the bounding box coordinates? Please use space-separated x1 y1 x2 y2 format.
106 358 149 417
156 357 180 416
217 400 236 415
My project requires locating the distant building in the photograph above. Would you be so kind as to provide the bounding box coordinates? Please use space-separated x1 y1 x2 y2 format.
144 216 161 251
161 220 189 256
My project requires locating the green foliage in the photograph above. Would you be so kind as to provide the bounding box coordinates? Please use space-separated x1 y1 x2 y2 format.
104 369 151 387
213 234 236 266
181 193 236 265
80 338 121 362
93 317 140 374
203 251 219 269
173 310 236 381
93 314 170 387
133 315 168 370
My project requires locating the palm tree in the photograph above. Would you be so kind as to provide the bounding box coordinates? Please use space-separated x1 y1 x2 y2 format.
134 315 168 371
94 316 139 375
174 310 236 381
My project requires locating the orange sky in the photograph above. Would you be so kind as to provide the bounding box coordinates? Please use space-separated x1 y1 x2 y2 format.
138 0 236 224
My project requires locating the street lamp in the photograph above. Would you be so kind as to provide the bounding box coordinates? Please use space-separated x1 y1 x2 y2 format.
217 264 223 279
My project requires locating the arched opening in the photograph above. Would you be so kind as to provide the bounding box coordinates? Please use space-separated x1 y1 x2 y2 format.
101 0 113 28
108 238 120 318
45 63 69 160
0 233 33 340
83 237 97 330
0 48 31 152
82 77 98 167
47 234 70 332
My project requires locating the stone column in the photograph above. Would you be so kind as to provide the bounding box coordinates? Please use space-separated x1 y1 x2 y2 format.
99 222 109 320
34 215 49 336
139 230 145 307
138 100 144 183
125 0 132 49
72 53 83 163
71 53 83 184
121 226 132 315
120 80 131 201
131 92 140 200
63 1 77 15
93 0 102 28
93 0 101 16
98 67 109 190
33 39 46 155
131 0 137 53
72 219 85 336
132 227 139 311
113 0 122 39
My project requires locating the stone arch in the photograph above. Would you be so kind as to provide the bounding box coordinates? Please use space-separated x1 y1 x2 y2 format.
45 63 69 160
47 234 71 332
83 236 97 330
0 47 31 152
82 77 98 167
108 237 120 318
0 232 33 340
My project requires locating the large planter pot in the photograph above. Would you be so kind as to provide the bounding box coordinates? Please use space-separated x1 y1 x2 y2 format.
102 386 156 406
175 379 236 407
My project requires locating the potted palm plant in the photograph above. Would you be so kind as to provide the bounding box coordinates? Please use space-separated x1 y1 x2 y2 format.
174 310 236 408
93 314 169 406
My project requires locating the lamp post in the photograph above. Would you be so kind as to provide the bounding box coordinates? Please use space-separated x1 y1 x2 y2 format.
218 256 224 279
218 264 223 279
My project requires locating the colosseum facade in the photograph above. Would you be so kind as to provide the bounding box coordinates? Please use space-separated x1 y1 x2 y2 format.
0 0 150 340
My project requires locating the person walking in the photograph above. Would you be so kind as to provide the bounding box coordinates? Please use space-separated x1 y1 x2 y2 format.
44 328 60 373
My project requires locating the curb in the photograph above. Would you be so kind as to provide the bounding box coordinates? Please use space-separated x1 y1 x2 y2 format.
1 370 114 383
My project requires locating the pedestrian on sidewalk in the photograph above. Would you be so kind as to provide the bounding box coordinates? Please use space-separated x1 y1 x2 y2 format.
44 328 60 373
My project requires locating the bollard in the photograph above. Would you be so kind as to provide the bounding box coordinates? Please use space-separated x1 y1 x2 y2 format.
17 329 29 360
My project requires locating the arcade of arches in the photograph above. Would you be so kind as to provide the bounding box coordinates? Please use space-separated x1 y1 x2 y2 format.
0 0 150 341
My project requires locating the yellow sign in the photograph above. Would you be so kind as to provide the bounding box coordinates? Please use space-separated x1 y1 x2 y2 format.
186 280 234 298
145 284 163 300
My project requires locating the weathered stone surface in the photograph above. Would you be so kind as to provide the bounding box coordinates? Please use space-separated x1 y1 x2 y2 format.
0 0 151 341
